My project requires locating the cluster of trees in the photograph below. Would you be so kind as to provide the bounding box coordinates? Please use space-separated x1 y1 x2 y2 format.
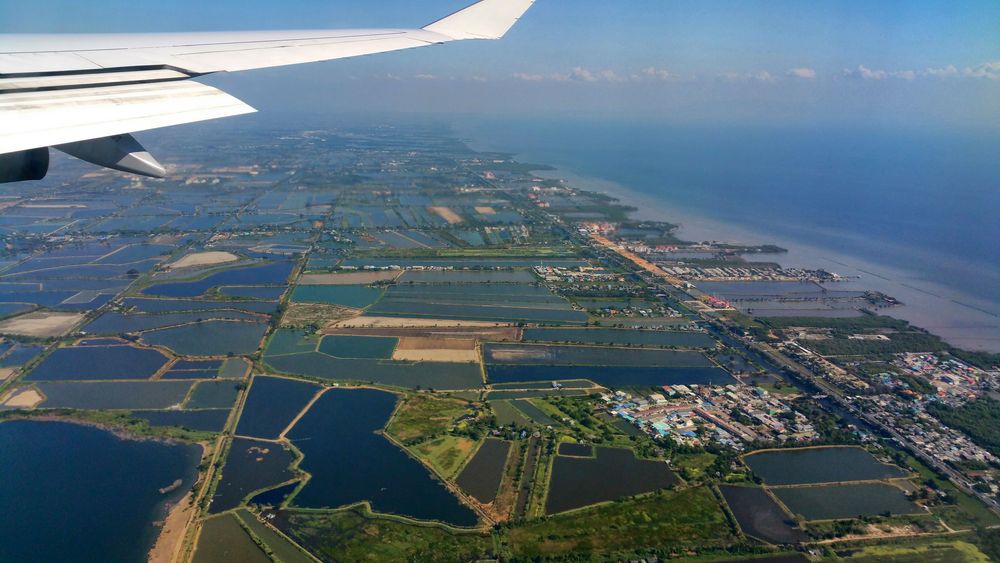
927 397 1000 458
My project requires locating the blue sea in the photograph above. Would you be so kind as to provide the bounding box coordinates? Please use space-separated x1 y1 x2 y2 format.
456 117 1000 352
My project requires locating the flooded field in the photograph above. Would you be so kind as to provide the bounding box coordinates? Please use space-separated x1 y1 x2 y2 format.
235 376 321 440
143 262 294 298
35 380 193 409
522 328 716 349
744 447 909 485
265 345 482 390
456 439 512 503
719 485 805 544
290 284 384 308
557 443 593 457
773 483 921 521
192 514 269 563
484 343 715 367
141 320 268 356
319 335 397 359
184 380 242 409
211 437 297 513
287 388 479 526
84 310 262 334
0 420 200 562
25 344 169 381
545 447 678 514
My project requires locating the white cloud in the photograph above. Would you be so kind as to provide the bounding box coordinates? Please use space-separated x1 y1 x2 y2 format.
843 65 887 80
786 67 817 79
635 66 673 81
922 65 960 78
717 70 774 83
963 61 1000 79
571 66 598 82
891 70 916 81
414 74 437 81
512 72 545 81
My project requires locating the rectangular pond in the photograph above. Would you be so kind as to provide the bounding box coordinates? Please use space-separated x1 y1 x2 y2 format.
744 447 909 485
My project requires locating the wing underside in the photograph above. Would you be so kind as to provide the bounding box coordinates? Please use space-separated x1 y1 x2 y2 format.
0 0 535 181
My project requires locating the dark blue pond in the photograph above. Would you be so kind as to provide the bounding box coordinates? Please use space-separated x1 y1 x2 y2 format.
25 345 169 381
142 262 294 297
0 420 201 563
288 389 478 527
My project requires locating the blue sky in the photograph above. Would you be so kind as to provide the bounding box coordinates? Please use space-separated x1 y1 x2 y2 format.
4 1 999 125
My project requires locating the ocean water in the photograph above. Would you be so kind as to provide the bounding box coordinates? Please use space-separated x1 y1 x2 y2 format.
456 117 1000 352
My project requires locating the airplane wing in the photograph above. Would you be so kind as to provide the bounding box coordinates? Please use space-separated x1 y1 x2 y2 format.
0 0 535 182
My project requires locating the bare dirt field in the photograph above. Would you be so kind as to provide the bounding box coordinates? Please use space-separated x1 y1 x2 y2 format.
298 271 400 285
474 206 497 215
428 206 464 225
392 336 479 363
0 367 15 382
332 316 507 328
281 303 358 328
2 388 43 408
325 326 520 340
167 251 239 270
0 311 84 337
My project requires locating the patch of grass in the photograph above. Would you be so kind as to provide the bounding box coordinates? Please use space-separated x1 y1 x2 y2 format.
503 486 736 559
900 453 1000 528
673 452 718 480
275 507 494 561
412 435 479 479
834 539 990 562
386 394 472 443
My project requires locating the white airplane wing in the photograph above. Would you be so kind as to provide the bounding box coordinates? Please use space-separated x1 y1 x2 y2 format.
0 0 534 182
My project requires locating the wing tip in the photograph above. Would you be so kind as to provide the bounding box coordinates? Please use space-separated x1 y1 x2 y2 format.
423 0 535 40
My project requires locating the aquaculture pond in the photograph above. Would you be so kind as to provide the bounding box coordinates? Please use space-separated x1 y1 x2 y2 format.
545 447 678 514
486 365 735 387
558 442 593 457
719 485 805 545
35 380 193 410
318 335 397 359
141 321 268 356
773 483 920 521
290 284 383 308
744 447 909 485
265 353 483 390
219 286 287 300
84 310 262 334
522 328 716 349
0 420 201 563
456 439 512 503
235 376 321 440
287 388 479 526
185 380 242 409
484 343 714 367
142 262 294 297
212 437 297 513
25 345 169 381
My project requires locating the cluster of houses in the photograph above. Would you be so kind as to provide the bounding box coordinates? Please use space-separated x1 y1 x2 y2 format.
601 383 817 451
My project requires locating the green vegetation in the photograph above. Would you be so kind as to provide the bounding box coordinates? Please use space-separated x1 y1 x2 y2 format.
502 487 738 559
412 435 479 479
830 538 990 562
808 332 948 356
927 397 1000 457
386 394 472 444
276 508 494 561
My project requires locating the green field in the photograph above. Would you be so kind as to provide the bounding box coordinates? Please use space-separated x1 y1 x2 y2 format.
505 486 735 559
275 508 494 561
386 394 472 443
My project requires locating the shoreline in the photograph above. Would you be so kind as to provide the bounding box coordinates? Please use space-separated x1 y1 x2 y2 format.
462 130 1000 353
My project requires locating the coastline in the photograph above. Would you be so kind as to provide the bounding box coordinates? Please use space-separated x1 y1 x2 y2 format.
462 130 1000 353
